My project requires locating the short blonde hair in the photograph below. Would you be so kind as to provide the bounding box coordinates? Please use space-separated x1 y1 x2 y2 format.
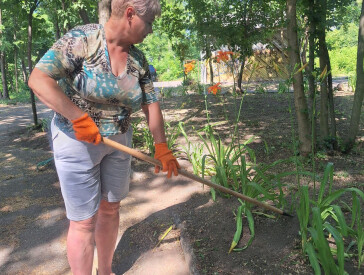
111 0 161 19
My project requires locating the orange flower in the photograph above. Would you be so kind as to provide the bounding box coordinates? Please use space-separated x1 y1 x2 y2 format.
216 51 234 63
184 61 196 74
208 82 221 95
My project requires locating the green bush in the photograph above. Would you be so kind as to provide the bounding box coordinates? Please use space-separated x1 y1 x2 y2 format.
329 46 357 76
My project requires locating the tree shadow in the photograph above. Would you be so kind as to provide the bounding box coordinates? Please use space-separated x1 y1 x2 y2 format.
112 193 209 274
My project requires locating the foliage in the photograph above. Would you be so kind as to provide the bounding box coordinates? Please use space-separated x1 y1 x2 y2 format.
326 23 358 76
138 31 185 81
178 89 294 252
329 46 357 76
296 163 364 273
131 118 180 157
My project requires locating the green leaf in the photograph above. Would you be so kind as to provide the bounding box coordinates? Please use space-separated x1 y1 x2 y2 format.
305 242 322 275
323 223 345 275
229 205 243 253
332 205 348 236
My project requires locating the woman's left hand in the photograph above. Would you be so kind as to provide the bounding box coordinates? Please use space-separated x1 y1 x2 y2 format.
154 143 180 178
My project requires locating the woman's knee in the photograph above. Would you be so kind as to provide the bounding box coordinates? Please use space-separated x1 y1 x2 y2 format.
98 200 120 216
70 215 97 233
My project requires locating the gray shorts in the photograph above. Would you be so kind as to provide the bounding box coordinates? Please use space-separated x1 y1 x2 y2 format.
51 119 132 221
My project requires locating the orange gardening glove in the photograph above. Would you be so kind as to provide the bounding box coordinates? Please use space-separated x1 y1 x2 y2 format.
71 113 101 145
154 142 180 178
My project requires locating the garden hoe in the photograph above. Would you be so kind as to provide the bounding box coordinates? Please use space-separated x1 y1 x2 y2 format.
102 137 293 217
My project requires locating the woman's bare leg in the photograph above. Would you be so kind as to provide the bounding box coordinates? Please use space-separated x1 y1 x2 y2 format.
67 216 97 275
95 200 120 275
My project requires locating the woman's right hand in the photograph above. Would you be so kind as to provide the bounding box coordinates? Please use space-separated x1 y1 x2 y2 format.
71 113 101 145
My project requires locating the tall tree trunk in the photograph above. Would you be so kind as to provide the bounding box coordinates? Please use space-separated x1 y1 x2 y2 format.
98 0 111 25
286 0 312 156
301 26 309 65
205 45 214 84
79 9 90 24
28 1 39 126
14 28 19 93
61 0 71 33
307 0 316 149
327 55 337 149
346 0 364 150
73 0 91 24
21 57 28 83
237 57 246 93
0 53 9 99
0 8 9 99
54 8 61 40
317 0 330 143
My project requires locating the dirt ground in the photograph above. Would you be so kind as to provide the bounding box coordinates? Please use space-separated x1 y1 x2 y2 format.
1 83 364 274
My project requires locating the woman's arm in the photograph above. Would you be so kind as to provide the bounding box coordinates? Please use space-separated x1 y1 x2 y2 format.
29 68 101 144
28 68 84 121
141 101 166 144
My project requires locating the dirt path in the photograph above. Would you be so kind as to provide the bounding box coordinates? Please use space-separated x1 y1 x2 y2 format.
0 102 207 274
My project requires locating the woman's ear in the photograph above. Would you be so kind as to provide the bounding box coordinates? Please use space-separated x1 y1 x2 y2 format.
125 6 135 21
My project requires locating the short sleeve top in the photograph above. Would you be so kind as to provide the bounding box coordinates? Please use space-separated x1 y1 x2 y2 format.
35 24 158 136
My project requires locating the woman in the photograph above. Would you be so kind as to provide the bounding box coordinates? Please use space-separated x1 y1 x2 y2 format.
28 0 179 274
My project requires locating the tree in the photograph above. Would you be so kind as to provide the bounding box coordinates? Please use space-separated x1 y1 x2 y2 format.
286 0 312 156
0 8 10 99
98 0 111 25
346 0 364 150
25 0 40 126
187 0 284 90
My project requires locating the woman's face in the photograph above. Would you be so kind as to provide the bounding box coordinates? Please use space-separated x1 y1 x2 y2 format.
131 14 154 44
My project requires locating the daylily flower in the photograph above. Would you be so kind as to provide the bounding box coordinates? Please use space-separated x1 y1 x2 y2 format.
184 61 196 74
208 82 222 95
216 51 234 63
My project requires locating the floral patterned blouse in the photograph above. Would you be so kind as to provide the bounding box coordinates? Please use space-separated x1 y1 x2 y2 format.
35 24 158 136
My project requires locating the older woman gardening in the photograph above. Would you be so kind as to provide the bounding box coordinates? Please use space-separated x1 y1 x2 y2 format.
28 0 179 274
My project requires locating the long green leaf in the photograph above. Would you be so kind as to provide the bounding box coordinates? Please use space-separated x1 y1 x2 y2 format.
351 192 358 228
332 205 348 237
318 163 334 204
242 208 255 249
229 205 243 253
226 159 239 191
311 207 338 275
297 186 310 245
246 182 275 200
305 242 322 275
324 223 345 274
321 188 364 207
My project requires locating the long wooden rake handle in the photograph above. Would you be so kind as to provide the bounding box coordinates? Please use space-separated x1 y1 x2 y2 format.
102 137 292 216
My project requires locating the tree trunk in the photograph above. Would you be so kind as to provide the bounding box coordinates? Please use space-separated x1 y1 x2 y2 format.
73 0 91 24
28 1 39 126
327 55 337 149
54 8 61 40
346 0 364 150
98 0 111 25
206 45 213 84
307 0 316 149
79 9 90 24
0 52 9 100
301 26 309 65
286 0 312 156
0 8 9 99
317 0 330 143
237 57 246 93
21 57 28 83
14 28 19 93
62 0 72 33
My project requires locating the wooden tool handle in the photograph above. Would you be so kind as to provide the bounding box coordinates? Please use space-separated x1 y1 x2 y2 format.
102 137 287 216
